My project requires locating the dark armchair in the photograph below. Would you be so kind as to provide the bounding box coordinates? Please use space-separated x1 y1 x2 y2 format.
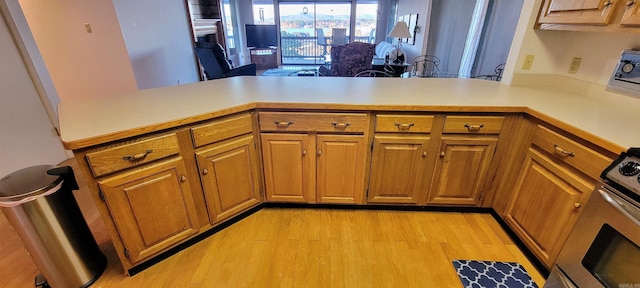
322 42 375 77
194 42 256 80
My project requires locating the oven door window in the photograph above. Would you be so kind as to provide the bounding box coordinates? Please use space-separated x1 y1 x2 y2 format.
582 224 640 288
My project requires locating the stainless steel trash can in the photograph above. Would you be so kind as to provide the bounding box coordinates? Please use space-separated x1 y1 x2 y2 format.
0 165 106 288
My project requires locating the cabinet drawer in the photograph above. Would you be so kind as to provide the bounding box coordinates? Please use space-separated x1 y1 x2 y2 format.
191 113 253 147
443 116 504 134
258 112 368 133
532 125 613 178
86 134 180 177
375 114 434 133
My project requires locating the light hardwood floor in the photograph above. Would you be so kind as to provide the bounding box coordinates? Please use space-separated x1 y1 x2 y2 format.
0 160 546 287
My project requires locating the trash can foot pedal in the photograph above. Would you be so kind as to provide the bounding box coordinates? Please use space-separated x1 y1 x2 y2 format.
35 274 50 288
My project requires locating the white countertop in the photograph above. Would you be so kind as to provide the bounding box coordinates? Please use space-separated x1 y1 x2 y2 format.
58 76 640 152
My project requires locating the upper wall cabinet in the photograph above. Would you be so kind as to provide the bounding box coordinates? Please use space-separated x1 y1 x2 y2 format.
537 0 640 31
538 0 618 25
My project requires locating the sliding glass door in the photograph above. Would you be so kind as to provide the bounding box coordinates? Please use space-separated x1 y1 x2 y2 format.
276 0 377 65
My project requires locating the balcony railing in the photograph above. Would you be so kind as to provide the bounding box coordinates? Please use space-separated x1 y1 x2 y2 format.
280 35 374 65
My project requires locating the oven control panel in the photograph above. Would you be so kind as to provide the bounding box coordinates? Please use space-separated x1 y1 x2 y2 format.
608 50 640 96
603 153 640 197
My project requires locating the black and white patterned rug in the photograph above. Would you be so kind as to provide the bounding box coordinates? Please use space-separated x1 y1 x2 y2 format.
452 260 539 288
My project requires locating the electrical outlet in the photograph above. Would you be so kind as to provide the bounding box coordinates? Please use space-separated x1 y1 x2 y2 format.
522 55 534 70
84 23 92 33
569 57 582 74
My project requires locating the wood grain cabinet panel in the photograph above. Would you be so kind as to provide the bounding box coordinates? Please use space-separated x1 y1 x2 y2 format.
622 1 640 25
368 135 430 204
195 134 261 224
428 136 497 206
98 157 199 264
316 135 366 204
261 133 314 203
504 148 593 269
538 0 619 25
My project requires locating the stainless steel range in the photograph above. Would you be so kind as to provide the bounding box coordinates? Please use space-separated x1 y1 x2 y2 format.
545 148 640 287
608 50 640 95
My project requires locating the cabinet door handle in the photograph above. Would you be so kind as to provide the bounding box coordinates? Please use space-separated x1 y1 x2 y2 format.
422 151 427 157
275 121 294 128
464 124 484 131
318 150 322 156
554 144 575 157
302 149 307 156
202 168 209 175
604 0 612 6
332 122 351 129
180 175 187 182
394 122 415 130
627 0 635 7
574 202 581 208
439 151 445 157
122 149 153 161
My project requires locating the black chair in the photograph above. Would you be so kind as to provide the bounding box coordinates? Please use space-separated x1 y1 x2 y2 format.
194 42 256 80
471 63 505 81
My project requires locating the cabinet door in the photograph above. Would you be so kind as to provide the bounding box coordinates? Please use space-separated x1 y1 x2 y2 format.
538 0 618 25
98 157 199 264
196 135 261 224
261 133 314 203
317 135 366 204
368 135 430 204
504 149 592 269
622 2 640 26
428 136 497 206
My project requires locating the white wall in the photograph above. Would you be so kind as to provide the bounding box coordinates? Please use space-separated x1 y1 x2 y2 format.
113 0 200 89
0 12 67 177
396 0 429 63
17 0 138 102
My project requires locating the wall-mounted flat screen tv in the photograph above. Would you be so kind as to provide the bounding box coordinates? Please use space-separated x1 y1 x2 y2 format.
245 24 278 48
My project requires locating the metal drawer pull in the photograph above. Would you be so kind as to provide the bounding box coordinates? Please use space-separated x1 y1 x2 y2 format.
464 124 484 130
332 122 351 128
122 149 153 161
275 121 294 127
394 122 415 129
554 144 575 157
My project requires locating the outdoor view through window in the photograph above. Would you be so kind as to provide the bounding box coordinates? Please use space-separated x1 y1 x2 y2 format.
252 1 378 65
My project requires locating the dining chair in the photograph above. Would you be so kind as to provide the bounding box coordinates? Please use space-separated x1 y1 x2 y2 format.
471 63 505 81
354 70 393 77
410 55 440 78
332 28 347 46
316 28 330 57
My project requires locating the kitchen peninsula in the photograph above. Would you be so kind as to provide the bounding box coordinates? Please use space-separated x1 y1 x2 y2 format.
58 76 638 274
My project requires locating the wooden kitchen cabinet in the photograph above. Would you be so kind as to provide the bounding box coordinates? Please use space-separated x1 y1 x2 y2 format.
368 135 430 204
259 111 369 204
368 114 435 204
260 133 314 203
502 123 614 269
538 0 618 25
195 134 261 224
427 116 502 206
317 135 366 204
536 0 640 31
98 157 200 264
428 136 497 206
504 148 592 269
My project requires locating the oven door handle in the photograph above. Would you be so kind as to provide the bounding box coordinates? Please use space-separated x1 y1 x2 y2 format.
598 189 640 227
